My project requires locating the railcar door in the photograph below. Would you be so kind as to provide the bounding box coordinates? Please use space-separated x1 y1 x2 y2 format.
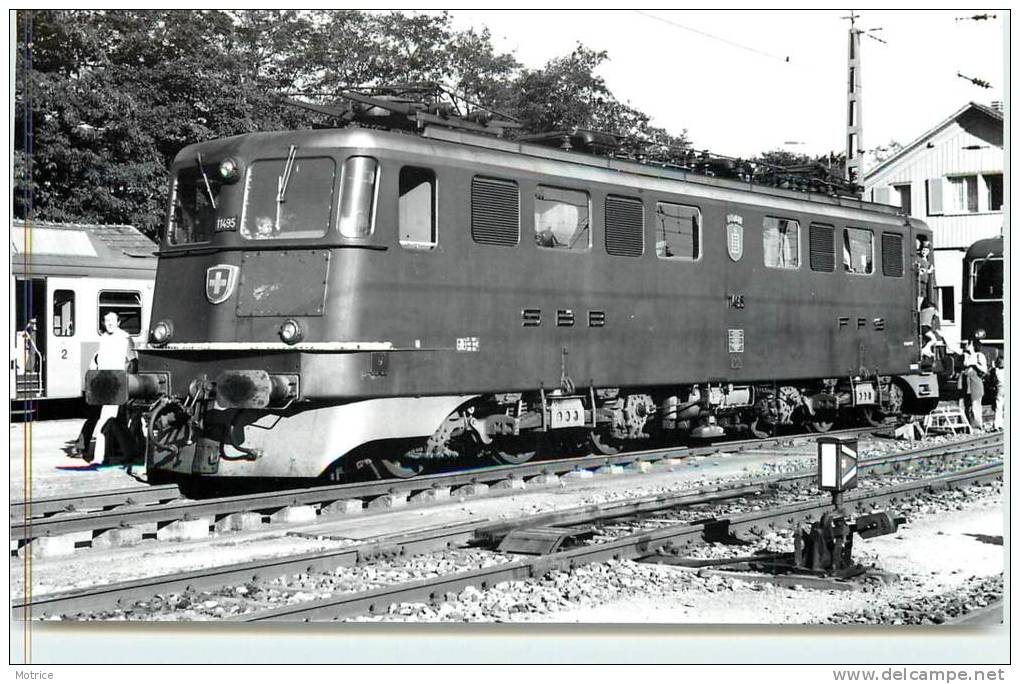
14 278 47 399
46 277 84 399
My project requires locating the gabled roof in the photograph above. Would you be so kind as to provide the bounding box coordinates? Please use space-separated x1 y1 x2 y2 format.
865 101 1004 180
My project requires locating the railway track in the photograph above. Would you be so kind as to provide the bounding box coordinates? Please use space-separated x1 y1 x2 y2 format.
13 434 1003 620
11 429 1002 554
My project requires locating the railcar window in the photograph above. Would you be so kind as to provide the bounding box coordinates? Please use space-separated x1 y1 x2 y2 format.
535 186 590 251
763 217 800 269
605 195 644 257
53 290 75 337
809 223 835 272
472 176 519 246
338 156 378 238
169 167 222 244
399 167 437 251
98 291 142 335
843 227 874 275
242 156 335 240
655 202 700 260
881 232 904 277
971 258 1003 302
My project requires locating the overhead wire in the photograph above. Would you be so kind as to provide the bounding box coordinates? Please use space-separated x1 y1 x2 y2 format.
633 10 790 63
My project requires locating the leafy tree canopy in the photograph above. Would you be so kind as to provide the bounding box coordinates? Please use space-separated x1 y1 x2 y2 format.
15 10 689 238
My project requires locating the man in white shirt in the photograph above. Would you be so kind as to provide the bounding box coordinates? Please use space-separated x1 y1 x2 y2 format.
74 312 137 462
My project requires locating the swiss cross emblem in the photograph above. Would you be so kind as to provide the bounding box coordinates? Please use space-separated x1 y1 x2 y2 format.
206 265 238 304
726 214 743 262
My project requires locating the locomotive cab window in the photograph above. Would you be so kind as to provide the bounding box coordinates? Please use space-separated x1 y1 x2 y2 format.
98 291 142 335
971 257 1003 301
242 155 335 240
53 290 75 337
169 165 223 244
763 217 800 269
399 167 437 251
535 185 590 251
338 156 379 238
842 227 874 275
655 202 700 260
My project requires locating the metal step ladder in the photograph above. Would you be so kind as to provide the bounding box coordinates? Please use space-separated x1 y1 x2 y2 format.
922 404 972 436
15 372 44 399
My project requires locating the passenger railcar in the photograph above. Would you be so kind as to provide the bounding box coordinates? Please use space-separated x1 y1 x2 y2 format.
11 221 156 407
961 236 1004 361
88 124 940 486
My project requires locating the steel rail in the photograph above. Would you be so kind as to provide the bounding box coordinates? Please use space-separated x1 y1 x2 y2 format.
234 460 1004 622
10 430 1002 545
14 453 1002 620
10 485 181 521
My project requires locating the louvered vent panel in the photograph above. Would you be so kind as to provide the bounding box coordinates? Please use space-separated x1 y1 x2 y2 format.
605 196 644 257
557 309 575 327
522 309 541 327
471 177 519 246
809 223 835 272
881 233 904 277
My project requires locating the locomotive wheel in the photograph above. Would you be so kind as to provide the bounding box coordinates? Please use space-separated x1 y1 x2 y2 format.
588 429 620 455
488 434 540 465
378 456 425 479
807 418 835 433
749 418 776 439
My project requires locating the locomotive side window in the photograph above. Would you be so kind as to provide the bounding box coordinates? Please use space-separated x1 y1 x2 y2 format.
655 202 700 260
971 257 1003 301
843 227 874 275
535 185 590 251
471 176 519 246
338 156 378 238
169 167 221 244
881 232 904 277
762 217 800 269
53 290 75 337
98 291 142 335
242 156 335 240
399 167 437 251
605 195 644 257
809 223 835 272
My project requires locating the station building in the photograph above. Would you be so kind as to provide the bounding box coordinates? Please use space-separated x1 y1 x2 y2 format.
864 101 1004 350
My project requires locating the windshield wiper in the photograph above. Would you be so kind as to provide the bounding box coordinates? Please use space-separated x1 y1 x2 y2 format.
275 145 298 231
195 152 217 210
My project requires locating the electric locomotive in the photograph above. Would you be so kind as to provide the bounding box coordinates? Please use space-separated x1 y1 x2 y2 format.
961 236 1004 361
87 105 941 489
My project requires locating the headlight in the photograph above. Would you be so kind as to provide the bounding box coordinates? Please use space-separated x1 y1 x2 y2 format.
218 158 240 183
279 319 303 345
974 328 987 340
150 320 173 345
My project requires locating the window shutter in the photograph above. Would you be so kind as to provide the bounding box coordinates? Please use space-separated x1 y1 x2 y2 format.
604 195 644 257
809 223 835 272
926 178 943 215
471 177 519 246
881 232 904 277
873 187 891 205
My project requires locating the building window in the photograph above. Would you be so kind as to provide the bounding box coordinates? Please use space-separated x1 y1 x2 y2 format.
53 290 75 337
947 175 979 213
842 227 873 275
398 167 437 251
535 186 590 251
762 217 800 269
655 202 700 260
98 291 142 335
938 286 955 323
893 184 911 214
984 174 1003 211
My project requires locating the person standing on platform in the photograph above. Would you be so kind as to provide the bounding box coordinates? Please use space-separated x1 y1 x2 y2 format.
74 311 137 463
991 357 1005 431
960 339 988 430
